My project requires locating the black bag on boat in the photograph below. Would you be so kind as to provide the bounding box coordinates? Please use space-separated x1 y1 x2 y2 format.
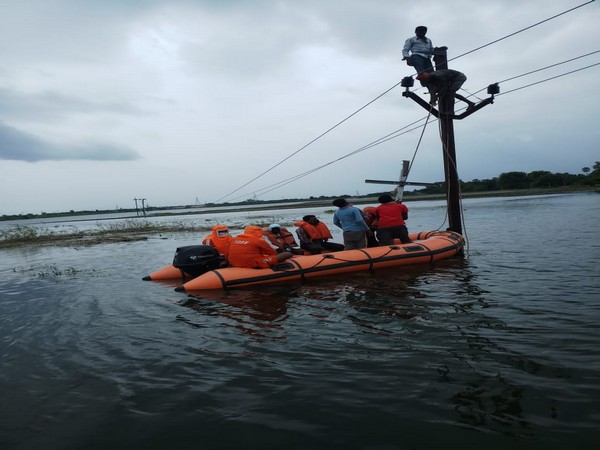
172 245 221 277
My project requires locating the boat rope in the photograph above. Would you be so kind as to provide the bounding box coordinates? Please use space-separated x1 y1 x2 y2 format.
214 1 596 204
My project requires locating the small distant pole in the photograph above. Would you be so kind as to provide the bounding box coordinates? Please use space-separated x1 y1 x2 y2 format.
141 198 147 216
133 198 140 216
395 160 410 202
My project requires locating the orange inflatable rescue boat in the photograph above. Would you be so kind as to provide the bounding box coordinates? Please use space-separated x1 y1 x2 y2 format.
143 230 464 291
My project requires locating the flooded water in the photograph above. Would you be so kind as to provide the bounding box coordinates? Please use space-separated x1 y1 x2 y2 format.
1 193 599 450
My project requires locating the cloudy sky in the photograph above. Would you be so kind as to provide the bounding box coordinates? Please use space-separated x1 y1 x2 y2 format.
1 0 598 215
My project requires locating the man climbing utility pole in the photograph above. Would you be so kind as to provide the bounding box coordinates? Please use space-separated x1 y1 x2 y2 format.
401 48 498 236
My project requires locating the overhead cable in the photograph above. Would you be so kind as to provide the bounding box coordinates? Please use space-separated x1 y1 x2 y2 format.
230 60 599 202
215 0 596 203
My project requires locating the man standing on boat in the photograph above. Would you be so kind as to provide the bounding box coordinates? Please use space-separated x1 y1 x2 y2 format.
374 194 412 245
332 198 370 250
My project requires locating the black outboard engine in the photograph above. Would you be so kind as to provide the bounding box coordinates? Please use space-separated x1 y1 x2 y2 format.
172 245 222 277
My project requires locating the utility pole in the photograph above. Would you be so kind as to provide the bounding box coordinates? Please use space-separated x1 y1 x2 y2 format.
400 49 498 235
133 198 140 216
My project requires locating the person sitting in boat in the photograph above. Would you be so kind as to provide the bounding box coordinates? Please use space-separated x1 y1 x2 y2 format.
263 224 303 255
332 198 370 250
202 225 233 265
228 225 293 269
293 215 345 255
374 194 412 245
362 206 380 247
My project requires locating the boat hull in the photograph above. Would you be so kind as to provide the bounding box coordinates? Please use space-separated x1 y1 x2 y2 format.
174 230 463 291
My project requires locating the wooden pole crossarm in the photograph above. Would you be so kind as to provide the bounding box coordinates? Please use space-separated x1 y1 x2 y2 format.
402 90 495 120
402 91 439 118
364 179 439 187
453 96 495 120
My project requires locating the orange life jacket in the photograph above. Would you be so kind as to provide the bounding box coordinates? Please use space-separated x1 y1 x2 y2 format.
293 220 333 241
202 225 233 256
263 227 298 250
228 226 277 268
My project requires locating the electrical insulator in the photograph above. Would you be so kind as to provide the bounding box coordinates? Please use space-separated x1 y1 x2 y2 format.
487 83 500 95
401 76 414 88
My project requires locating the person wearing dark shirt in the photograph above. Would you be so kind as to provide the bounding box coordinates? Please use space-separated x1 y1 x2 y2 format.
417 69 475 111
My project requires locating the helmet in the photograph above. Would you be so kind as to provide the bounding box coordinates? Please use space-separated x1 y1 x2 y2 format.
269 224 282 231
212 224 229 237
244 225 264 238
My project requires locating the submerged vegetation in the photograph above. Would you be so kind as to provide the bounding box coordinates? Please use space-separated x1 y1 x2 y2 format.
0 220 206 249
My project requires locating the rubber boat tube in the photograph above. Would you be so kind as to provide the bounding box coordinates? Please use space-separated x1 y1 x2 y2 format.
142 264 193 281
172 230 463 291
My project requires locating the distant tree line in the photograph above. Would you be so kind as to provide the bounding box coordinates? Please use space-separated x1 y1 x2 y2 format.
410 162 600 195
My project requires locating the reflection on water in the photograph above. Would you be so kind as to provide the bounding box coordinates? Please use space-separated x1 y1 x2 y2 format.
180 288 289 339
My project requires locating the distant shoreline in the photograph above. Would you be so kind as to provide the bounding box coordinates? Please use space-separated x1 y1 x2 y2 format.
1 187 596 249
147 186 599 217
1 186 597 223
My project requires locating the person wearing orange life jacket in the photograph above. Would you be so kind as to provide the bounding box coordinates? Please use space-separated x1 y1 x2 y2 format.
263 224 303 255
228 226 293 269
202 225 233 259
293 215 345 255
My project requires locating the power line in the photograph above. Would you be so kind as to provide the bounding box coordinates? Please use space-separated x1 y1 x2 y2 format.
215 0 597 203
469 50 600 96
213 79 404 203
497 62 600 96
227 59 599 202
447 0 596 63
225 117 433 202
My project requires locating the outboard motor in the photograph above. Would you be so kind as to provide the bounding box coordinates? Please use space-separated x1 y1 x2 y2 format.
172 245 222 277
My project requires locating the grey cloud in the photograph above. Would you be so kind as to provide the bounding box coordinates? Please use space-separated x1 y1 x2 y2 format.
0 88 145 122
0 122 139 162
